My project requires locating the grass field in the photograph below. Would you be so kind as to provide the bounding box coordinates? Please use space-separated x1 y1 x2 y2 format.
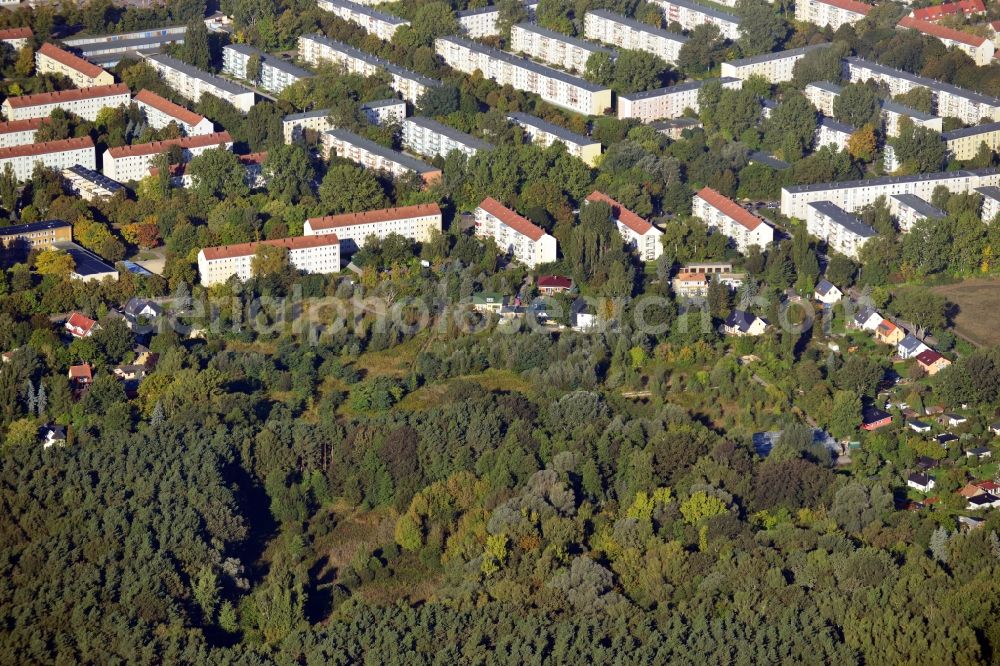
932 277 1000 347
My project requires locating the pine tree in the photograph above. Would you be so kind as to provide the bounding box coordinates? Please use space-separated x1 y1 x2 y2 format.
150 401 165 427
22 379 34 416
929 526 950 564
36 384 46 418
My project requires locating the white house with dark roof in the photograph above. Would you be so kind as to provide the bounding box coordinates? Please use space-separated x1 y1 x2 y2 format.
898 333 930 359
889 193 947 232
361 99 406 126
145 53 255 113
907 473 936 493
402 116 492 159
721 309 767 336
852 306 883 331
813 279 842 304
618 77 742 123
804 201 876 260
222 43 313 93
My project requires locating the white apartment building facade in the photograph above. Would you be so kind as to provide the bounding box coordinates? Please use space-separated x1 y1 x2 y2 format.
2 83 130 121
222 44 313 93
888 193 947 232
475 197 558 267
145 53 256 113
942 122 1000 160
316 0 409 41
721 43 831 83
804 81 943 136
435 36 612 116
795 0 871 30
0 136 96 182
805 200 877 260
322 128 442 184
304 203 443 251
781 167 1000 219
584 9 687 65
133 89 215 135
0 27 32 51
198 235 341 286
510 22 613 73
815 117 855 150
298 34 441 104
361 99 406 125
507 112 602 166
62 164 126 201
282 108 334 144
35 43 115 87
585 190 663 261
0 117 45 148
897 17 994 66
457 1 538 38
692 186 774 253
103 131 233 181
618 77 741 122
977 186 1000 222
402 116 492 159
651 0 741 40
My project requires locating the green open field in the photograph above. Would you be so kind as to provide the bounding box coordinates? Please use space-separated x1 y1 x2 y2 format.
932 278 1000 347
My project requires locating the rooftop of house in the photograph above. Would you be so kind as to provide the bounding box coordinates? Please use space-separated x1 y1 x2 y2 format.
134 88 208 127
37 42 108 78
307 203 442 230
890 193 947 219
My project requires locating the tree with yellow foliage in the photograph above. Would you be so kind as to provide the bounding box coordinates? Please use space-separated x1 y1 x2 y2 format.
34 249 75 279
847 124 877 163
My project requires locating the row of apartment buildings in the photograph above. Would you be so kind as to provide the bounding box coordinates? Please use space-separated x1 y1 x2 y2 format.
222 43 313 94
321 128 441 183
583 9 687 65
618 77 742 123
145 53 256 113
510 22 614 74
317 0 409 42
803 80 943 137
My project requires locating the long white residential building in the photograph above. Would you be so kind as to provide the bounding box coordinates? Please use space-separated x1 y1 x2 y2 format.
317 0 409 41
941 121 1000 160
510 22 614 73
888 193 947 232
0 136 96 182
102 131 233 182
585 191 663 261
805 201 877 260
35 43 115 88
804 80 943 137
62 164 126 201
795 0 871 29
198 235 341 286
845 57 1000 124
507 112 602 166
282 108 334 144
693 186 774 253
361 98 406 125
897 17 994 66
721 44 831 83
651 0 741 40
780 167 1000 219
456 1 538 38
583 10 687 65
222 44 313 94
322 128 442 184
435 36 612 116
0 117 46 148
0 27 32 52
1 83 130 121
475 197 557 267
298 34 441 104
133 89 215 135
618 77 741 122
145 53 256 113
402 116 492 159
304 203 442 251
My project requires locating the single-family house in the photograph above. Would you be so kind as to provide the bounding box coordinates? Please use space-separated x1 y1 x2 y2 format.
907 419 932 434
990 422 1000 436
113 364 148 381
814 279 842 304
966 447 992 460
959 483 986 498
123 297 162 330
65 312 100 339
907 473 936 493
897 334 930 359
916 456 941 470
472 292 506 314
862 406 892 431
40 424 66 448
572 298 597 332
916 349 951 375
537 275 573 295
967 493 1000 510
721 309 768 337
68 362 93 390
851 306 883 331
875 319 905 345
937 433 959 447
945 413 968 427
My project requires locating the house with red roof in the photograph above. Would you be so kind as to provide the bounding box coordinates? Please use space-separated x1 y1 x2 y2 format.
197 235 341 286
537 275 573 294
102 131 232 182
0 27 32 51
133 89 215 136
911 0 985 22
584 191 663 261
1 83 130 122
474 198 558 268
304 203 443 252
64 312 100 339
915 349 952 375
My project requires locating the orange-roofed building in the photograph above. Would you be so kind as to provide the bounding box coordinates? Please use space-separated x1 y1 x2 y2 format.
585 191 663 261
36 43 114 88
133 89 215 136
911 0 985 21
0 27 32 51
897 17 995 65
1 83 130 121
304 203 442 251
65 312 99 339
103 131 232 182
875 319 906 345
692 187 774 254
0 136 95 182
474 197 558 268
197 235 341 286
916 349 951 375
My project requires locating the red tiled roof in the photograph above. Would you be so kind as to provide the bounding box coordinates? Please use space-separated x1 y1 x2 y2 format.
916 349 945 365
677 272 707 282
976 480 1000 491
877 319 898 334
4 83 129 109
201 234 341 260
133 89 207 128
307 203 442 231
816 0 871 14
0 117 47 134
585 190 653 234
38 42 107 79
911 0 984 20
898 16 987 47
537 275 572 288
66 312 96 332
68 363 92 379
0 136 92 160
238 152 267 165
0 27 32 40
106 131 232 159
478 197 545 241
695 187 765 231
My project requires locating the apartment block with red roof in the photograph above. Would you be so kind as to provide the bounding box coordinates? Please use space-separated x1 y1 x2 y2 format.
911 0 985 22
102 131 232 182
197 235 341 286
133 89 215 136
1 83 130 121
692 187 774 254
304 203 442 252
474 198 558 268
0 27 32 51
584 191 663 261
0 117 47 149
794 0 871 30
35 43 114 88
0 137 95 182
897 16 994 65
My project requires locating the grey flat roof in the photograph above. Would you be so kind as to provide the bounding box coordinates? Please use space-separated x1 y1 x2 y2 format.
404 116 493 150
890 193 946 218
62 25 186 46
508 111 597 145
976 185 1000 201
146 53 255 97
283 108 331 122
725 43 829 68
942 121 1000 141
225 43 313 78
846 57 1000 108
302 34 441 88
620 76 740 101
320 0 409 25
52 241 117 276
326 128 439 173
73 34 183 53
513 22 615 55
750 151 790 170
585 9 688 44
651 117 701 129
661 0 739 23
457 4 499 17
362 98 405 109
819 117 856 134
0 219 71 236
785 167 1000 194
807 80 842 94
437 36 610 92
808 200 877 238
